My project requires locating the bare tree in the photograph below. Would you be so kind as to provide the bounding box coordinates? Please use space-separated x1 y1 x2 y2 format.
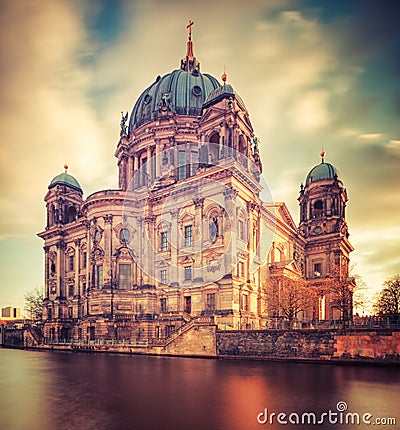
374 274 400 317
318 264 355 321
265 276 317 326
350 264 369 315
24 287 43 320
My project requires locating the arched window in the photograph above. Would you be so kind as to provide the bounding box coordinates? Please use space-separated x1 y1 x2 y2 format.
94 230 101 243
209 132 219 144
313 200 323 218
209 217 218 242
301 202 307 221
119 228 130 243
48 204 55 226
68 206 77 223
209 132 219 164
238 135 247 154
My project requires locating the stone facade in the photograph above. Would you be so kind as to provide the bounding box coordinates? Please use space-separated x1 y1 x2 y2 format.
217 329 400 363
37 25 354 345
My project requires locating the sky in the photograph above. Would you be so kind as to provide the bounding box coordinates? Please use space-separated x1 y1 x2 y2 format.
0 0 399 313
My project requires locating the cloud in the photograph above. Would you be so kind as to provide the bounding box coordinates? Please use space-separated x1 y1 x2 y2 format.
0 0 399 306
357 133 384 142
0 0 117 237
386 139 400 152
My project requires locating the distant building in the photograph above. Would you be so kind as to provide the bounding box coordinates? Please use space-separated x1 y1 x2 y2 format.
37 23 354 343
1 306 21 320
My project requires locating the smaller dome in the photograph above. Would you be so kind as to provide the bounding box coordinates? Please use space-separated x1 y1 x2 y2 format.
49 172 82 192
305 162 339 186
202 83 246 109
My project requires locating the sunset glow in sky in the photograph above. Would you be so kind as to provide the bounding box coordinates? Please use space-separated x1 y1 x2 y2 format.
0 0 399 312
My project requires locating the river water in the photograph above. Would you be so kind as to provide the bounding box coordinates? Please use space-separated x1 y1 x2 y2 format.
0 348 399 430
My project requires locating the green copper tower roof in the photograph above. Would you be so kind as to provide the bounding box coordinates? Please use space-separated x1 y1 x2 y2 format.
305 152 340 186
49 166 82 192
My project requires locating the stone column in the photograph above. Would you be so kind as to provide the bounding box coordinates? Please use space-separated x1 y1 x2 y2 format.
44 246 50 299
170 209 179 285
223 187 238 274
103 215 113 288
155 138 161 178
74 239 81 319
143 215 156 285
133 155 139 188
247 202 258 275
74 239 80 298
147 146 152 183
84 220 91 291
56 240 65 298
119 155 127 190
127 156 134 187
193 198 204 278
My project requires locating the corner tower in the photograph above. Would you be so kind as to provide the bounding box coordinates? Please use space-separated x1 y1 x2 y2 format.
298 152 354 320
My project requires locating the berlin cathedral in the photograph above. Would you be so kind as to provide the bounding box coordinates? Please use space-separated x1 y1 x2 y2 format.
38 23 354 343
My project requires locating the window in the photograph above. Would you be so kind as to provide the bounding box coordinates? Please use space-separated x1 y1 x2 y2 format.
238 220 244 240
313 263 322 278
178 150 186 180
68 285 74 297
141 157 147 186
69 255 74 271
119 228 130 242
242 294 249 311
184 266 192 281
82 252 87 269
68 206 77 223
190 151 199 176
118 264 131 289
97 265 103 288
313 200 323 218
160 269 167 284
184 296 192 314
166 325 175 337
82 282 87 293
209 218 218 242
206 293 216 311
94 230 101 243
185 225 193 246
160 298 167 312
68 307 73 318
238 261 245 278
161 231 168 251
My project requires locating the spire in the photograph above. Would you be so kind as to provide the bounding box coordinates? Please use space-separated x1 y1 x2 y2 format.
320 149 325 163
180 20 200 72
64 164 68 173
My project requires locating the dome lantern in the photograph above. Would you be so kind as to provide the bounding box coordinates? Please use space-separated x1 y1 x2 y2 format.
128 22 220 133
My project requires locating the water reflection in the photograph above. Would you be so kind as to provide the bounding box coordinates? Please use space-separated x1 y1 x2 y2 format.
0 349 399 430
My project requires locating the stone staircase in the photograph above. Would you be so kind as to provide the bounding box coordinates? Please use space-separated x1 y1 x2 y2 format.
24 324 43 347
163 315 214 347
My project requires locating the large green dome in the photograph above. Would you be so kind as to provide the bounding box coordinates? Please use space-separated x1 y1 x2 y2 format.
128 69 220 132
305 162 339 186
49 171 82 192
128 28 220 132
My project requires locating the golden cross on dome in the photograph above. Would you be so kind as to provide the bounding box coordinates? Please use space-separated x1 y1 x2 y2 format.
187 19 194 41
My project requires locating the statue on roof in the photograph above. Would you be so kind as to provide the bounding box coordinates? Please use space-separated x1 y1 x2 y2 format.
120 111 128 134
